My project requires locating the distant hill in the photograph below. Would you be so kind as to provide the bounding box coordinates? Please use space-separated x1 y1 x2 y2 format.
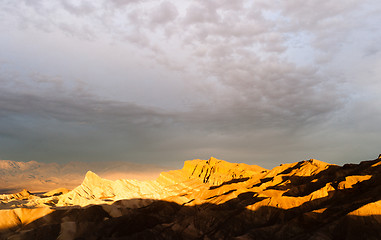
1 156 381 239
0 159 166 193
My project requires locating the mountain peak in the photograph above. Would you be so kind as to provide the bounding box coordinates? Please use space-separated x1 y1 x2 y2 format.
206 157 220 165
83 170 116 187
177 157 266 185
306 158 328 165
82 170 104 185
84 170 100 179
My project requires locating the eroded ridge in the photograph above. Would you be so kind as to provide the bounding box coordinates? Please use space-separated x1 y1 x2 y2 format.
1 156 381 239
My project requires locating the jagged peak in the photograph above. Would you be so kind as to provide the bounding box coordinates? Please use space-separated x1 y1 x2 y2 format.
183 157 265 170
303 158 331 168
206 157 221 165
0 189 32 200
19 189 31 195
265 158 333 178
82 170 106 185
179 157 266 185
13 189 31 199
85 170 100 179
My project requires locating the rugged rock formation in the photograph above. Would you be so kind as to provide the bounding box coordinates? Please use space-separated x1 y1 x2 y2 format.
161 157 266 185
0 189 32 201
1 156 381 239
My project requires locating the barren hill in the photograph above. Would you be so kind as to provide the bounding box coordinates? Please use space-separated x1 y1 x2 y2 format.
1 156 381 239
0 160 166 193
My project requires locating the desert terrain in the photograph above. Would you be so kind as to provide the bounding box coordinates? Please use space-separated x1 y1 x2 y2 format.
1 156 381 239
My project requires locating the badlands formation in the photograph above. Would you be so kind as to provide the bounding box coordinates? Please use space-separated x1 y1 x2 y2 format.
1 156 381 239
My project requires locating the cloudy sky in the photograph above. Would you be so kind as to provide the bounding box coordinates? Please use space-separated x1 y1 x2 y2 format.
0 0 380 169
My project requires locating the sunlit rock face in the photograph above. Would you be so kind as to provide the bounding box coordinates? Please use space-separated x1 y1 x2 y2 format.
175 157 266 185
1 156 381 239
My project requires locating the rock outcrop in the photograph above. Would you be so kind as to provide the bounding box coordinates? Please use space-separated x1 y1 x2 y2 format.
173 157 265 185
57 171 171 206
2 156 381 239
0 189 32 201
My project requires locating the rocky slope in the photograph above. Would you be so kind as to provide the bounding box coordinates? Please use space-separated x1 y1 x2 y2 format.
1 156 381 239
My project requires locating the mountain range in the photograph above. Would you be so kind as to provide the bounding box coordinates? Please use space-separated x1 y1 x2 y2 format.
1 156 381 239
0 160 166 193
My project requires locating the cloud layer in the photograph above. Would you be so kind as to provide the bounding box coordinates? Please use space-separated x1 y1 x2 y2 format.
0 0 381 168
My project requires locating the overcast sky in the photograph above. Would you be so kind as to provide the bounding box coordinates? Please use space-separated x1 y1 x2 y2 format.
0 0 380 169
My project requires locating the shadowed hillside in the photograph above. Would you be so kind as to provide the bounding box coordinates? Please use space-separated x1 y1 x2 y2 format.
1 156 381 239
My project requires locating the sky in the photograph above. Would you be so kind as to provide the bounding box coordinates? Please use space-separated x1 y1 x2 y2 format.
0 0 381 169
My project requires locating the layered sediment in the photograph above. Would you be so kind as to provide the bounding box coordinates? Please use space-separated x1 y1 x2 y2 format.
1 156 381 239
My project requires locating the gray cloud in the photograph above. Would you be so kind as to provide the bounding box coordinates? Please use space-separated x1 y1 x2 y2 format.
0 0 380 168
59 0 96 17
183 4 220 25
0 80 176 164
108 0 143 7
150 1 178 26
